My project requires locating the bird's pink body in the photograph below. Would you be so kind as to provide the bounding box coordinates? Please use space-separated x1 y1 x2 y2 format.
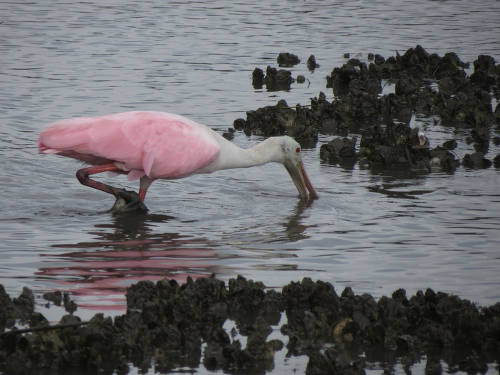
39 111 220 181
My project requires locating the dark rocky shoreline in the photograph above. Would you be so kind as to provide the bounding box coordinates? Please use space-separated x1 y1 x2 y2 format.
1 277 500 374
241 45 500 171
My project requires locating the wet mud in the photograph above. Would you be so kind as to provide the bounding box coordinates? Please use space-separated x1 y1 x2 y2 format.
240 46 500 171
1 277 500 374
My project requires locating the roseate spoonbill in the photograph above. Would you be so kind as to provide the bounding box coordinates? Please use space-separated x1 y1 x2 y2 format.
38 111 318 212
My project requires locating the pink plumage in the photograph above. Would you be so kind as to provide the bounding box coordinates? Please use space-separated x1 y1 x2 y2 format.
39 111 220 180
39 110 318 211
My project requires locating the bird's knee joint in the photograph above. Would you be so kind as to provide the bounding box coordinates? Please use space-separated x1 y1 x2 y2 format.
76 169 89 185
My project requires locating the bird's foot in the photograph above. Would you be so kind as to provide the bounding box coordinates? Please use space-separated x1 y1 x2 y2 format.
110 189 148 214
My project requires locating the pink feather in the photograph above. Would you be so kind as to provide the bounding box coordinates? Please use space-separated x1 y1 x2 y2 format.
39 111 221 180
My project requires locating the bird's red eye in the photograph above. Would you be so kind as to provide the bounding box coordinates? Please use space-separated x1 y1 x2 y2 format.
296 147 301 153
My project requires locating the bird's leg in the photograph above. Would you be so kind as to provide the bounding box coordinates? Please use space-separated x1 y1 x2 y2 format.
139 176 154 201
76 163 127 196
76 163 148 213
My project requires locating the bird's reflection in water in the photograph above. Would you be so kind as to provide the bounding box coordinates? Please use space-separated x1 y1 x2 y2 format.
37 213 217 311
283 199 314 242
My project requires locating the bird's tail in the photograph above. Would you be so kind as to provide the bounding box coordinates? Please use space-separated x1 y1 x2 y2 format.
38 139 60 154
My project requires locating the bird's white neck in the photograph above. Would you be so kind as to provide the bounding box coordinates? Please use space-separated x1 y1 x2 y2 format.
201 134 284 173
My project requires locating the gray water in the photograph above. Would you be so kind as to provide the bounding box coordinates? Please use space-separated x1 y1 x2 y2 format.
1 1 500 373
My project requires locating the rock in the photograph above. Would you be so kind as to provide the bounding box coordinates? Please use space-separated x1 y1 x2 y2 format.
12 287 34 322
429 147 460 172
0 285 16 331
494 154 500 168
306 347 365 375
359 123 432 170
111 190 148 214
252 67 264 89
425 357 443 375
307 55 320 71
245 46 497 174
470 127 490 153
327 58 381 97
374 54 385 65
63 292 77 314
462 152 492 169
233 118 246 132
442 139 457 150
277 52 300 67
233 99 295 137
232 99 318 146
264 66 294 91
320 137 357 168
222 128 234 140
470 55 497 91
1 277 500 375
43 291 63 306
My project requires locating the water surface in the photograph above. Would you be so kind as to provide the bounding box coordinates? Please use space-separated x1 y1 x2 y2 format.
1 1 500 372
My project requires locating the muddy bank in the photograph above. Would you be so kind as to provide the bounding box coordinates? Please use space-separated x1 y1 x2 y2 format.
238 46 500 171
1 277 499 374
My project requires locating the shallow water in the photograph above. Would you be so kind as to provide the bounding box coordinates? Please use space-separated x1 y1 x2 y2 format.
1 0 500 372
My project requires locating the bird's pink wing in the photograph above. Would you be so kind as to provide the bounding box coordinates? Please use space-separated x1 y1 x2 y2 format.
39 111 220 179
143 148 156 177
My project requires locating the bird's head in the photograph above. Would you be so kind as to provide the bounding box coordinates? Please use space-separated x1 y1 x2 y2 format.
279 136 318 201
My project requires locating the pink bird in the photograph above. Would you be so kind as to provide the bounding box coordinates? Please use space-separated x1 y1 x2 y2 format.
38 111 318 212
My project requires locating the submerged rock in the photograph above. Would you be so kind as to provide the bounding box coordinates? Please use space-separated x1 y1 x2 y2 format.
110 190 148 214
